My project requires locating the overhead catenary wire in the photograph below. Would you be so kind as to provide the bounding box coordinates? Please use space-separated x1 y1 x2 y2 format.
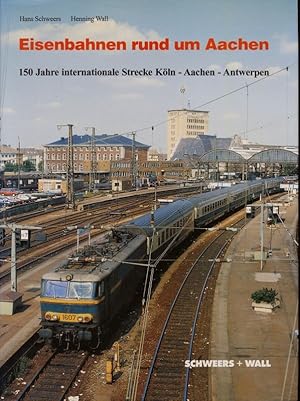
110 64 295 137
128 217 193 401
129 229 155 401
73 63 295 145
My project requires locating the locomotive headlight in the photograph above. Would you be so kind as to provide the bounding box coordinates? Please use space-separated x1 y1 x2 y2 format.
45 313 52 320
51 315 58 321
77 316 83 322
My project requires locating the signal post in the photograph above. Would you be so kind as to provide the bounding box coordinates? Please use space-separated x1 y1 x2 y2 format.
0 223 42 315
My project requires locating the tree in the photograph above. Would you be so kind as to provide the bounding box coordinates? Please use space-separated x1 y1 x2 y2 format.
4 162 18 172
22 160 36 172
38 160 44 172
251 288 278 304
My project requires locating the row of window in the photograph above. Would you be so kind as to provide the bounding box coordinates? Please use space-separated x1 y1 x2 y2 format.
48 146 121 152
111 162 131 168
202 198 227 214
47 153 120 161
1 160 16 164
47 163 83 172
111 170 185 177
157 215 189 247
0 153 16 158
187 125 205 130
187 118 205 124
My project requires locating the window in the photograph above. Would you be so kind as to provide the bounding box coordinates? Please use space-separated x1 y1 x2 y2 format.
51 153 55 160
42 280 68 298
85 154 89 160
57 153 61 160
69 282 93 299
98 281 105 297
110 154 114 160
74 153 78 160
116 154 120 160
62 153 66 160
79 154 84 160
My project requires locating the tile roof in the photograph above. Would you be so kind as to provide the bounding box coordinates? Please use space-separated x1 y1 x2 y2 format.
46 134 150 148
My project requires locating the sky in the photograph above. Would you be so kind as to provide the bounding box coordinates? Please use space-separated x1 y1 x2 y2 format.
0 0 298 152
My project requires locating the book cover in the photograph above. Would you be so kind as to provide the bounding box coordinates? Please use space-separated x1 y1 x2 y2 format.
0 1 297 401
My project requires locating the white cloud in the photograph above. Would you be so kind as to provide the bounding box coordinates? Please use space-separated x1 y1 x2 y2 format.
206 64 221 71
2 107 16 114
225 62 243 70
274 34 298 54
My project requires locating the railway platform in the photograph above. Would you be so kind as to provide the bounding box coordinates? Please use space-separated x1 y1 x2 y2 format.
210 195 298 401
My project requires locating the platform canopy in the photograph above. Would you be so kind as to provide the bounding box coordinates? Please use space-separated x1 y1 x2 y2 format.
248 149 298 164
198 149 246 163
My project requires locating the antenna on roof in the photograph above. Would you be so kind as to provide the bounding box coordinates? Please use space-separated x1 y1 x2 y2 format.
180 85 186 109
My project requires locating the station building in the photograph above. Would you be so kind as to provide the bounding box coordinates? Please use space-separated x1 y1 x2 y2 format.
172 134 298 179
43 134 150 176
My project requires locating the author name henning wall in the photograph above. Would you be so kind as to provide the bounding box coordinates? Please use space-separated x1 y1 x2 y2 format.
18 37 270 51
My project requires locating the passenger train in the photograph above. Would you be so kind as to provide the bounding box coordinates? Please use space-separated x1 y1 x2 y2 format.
39 178 283 348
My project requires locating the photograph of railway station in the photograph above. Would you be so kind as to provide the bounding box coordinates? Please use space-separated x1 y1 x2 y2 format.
0 0 298 401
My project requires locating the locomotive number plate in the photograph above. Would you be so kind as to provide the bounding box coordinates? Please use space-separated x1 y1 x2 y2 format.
59 313 77 322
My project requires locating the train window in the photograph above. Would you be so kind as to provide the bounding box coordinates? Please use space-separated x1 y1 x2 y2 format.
98 281 105 297
69 282 94 299
162 231 165 243
42 280 68 298
158 235 161 246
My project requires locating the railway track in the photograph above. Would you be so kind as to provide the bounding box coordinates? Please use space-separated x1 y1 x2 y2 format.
0 187 206 283
14 350 89 401
141 219 244 401
0 198 152 284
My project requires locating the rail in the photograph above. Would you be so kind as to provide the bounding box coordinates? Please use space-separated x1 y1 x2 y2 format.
141 218 245 401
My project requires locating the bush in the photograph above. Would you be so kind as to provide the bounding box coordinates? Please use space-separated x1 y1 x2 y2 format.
251 288 278 304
